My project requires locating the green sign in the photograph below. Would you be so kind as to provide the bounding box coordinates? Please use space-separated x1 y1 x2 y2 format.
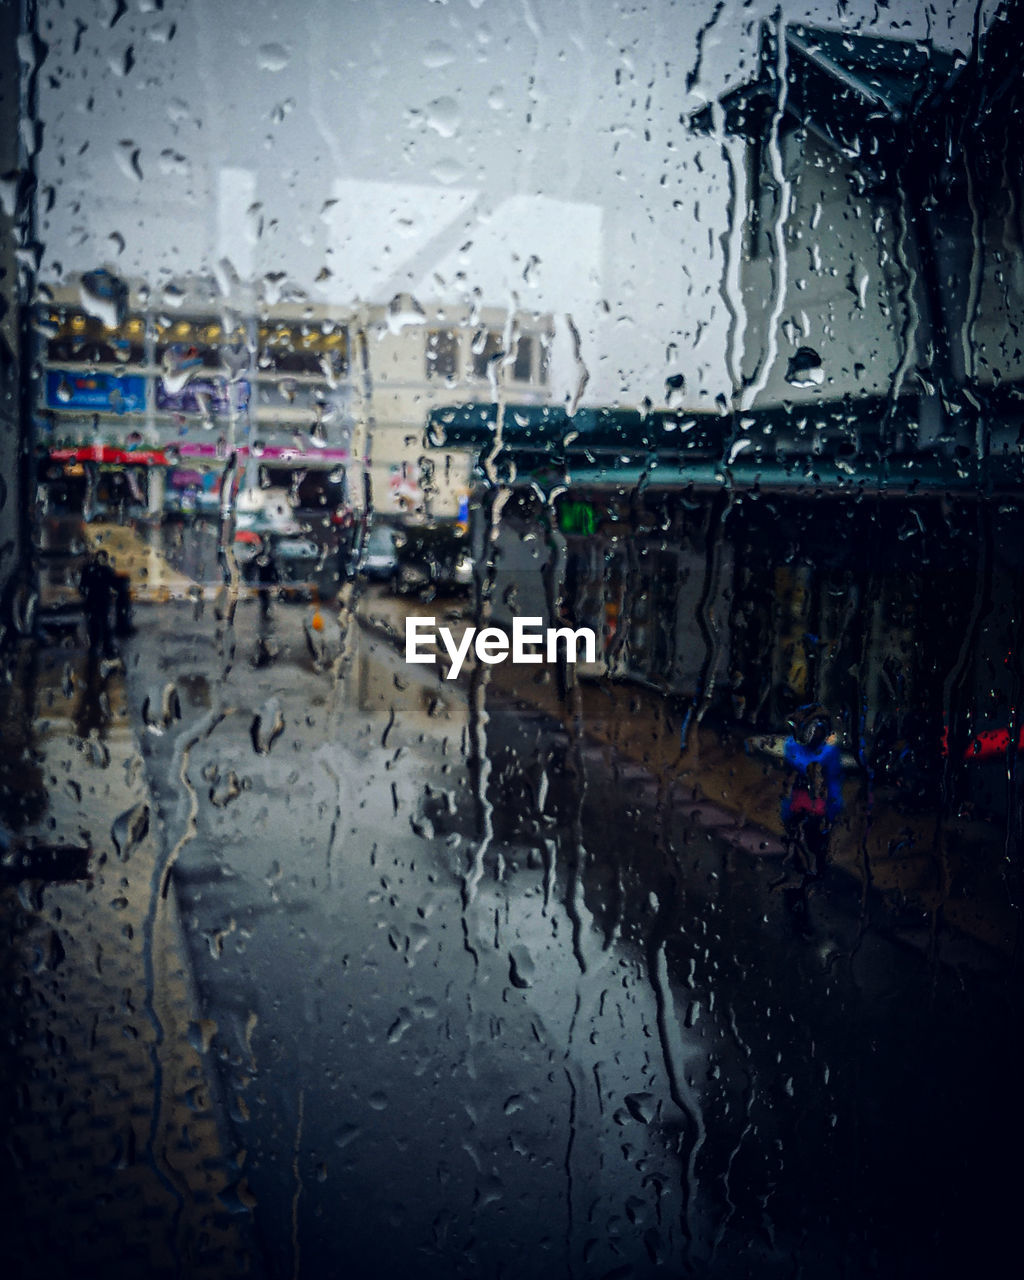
558 499 597 536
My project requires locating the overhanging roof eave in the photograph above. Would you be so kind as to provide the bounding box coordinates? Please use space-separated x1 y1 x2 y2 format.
502 461 1024 499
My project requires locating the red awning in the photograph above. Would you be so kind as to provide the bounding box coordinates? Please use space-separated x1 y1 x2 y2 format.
50 446 169 466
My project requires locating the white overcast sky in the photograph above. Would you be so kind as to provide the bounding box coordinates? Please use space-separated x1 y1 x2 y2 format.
33 0 991 405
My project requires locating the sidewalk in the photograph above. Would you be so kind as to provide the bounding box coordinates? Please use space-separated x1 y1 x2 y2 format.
0 636 262 1279
356 589 1019 961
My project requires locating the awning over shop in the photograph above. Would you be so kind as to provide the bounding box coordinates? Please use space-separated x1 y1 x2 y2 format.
426 402 726 453
169 442 353 467
49 446 170 466
428 400 1024 497
496 452 1024 498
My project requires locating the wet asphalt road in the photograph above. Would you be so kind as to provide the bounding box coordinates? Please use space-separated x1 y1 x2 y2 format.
115 586 1024 1280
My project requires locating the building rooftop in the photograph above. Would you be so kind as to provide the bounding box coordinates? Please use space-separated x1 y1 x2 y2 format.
689 20 963 174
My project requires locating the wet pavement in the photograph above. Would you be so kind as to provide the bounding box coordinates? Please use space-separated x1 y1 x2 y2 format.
0 639 262 1280
5 518 1023 1279
360 587 1021 962
126 598 1024 1274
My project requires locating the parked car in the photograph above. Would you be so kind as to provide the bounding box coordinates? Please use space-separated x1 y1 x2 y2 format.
238 524 328 601
390 520 473 597
358 519 401 582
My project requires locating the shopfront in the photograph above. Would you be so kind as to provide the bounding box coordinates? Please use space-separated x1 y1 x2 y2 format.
42 445 169 523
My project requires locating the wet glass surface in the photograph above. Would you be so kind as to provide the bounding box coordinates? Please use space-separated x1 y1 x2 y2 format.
2 3 1024 1278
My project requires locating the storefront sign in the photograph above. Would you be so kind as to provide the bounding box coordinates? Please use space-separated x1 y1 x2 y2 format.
558 499 598 536
46 371 147 414
156 377 250 415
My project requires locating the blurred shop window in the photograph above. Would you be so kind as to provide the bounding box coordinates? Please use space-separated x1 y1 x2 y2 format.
470 329 503 379
537 332 551 385
259 324 349 377
512 334 534 383
45 309 146 365
155 318 226 372
295 469 347 510
426 328 459 381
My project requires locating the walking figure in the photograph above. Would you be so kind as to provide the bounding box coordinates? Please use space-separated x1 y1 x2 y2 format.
780 704 844 879
79 550 119 657
254 536 279 620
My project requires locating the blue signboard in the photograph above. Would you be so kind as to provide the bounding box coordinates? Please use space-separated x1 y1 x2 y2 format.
46 371 147 415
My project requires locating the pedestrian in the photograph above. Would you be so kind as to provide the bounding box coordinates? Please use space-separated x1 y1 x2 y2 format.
79 550 118 657
304 607 329 672
779 704 844 879
254 536 278 620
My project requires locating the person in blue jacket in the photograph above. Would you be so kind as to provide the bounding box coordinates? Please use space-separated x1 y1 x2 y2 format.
780 704 844 879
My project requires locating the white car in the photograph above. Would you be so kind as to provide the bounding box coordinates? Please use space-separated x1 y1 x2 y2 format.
236 485 303 536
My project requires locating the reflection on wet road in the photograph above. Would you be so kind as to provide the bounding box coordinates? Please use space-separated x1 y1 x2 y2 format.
119 595 1023 1279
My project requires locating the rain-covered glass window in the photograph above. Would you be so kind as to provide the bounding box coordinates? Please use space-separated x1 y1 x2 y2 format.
2 2 1023 1278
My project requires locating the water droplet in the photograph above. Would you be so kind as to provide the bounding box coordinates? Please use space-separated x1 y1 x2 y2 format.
786 346 824 387
158 149 190 177
209 769 242 808
115 141 144 183
387 1009 413 1043
111 802 149 862
43 930 66 971
425 96 460 139
142 682 180 733
187 1018 218 1054
623 1092 657 1125
108 44 134 77
430 158 466 185
251 697 284 754
334 1124 361 1150
102 0 128 30
0 173 19 217
423 41 456 69
508 944 535 989
146 21 176 45
219 1179 258 1214
258 43 290 72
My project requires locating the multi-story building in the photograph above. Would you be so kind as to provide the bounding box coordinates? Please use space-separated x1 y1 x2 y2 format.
34 274 553 520
358 293 552 518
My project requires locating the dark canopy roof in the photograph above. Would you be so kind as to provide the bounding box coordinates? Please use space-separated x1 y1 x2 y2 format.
689 20 963 183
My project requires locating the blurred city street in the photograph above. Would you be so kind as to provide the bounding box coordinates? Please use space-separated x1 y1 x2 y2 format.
2 521 1022 1278
5 2 1024 1276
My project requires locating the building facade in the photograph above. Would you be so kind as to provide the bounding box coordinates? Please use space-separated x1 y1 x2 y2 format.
34 275 554 521
0 0 29 644
447 10 1024 828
